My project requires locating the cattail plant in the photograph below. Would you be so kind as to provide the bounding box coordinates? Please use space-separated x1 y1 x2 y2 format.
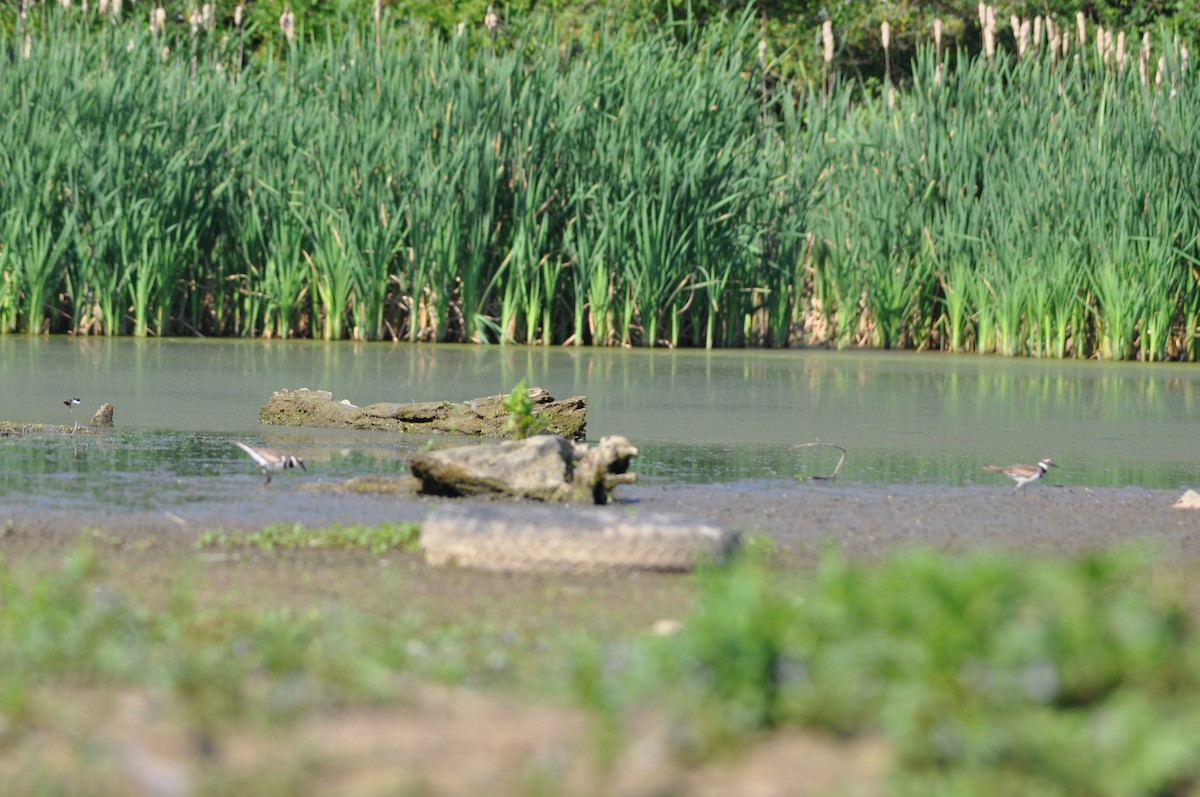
234 4 244 74
1117 32 1127 72
1019 19 1030 58
484 3 500 45
933 18 944 83
280 8 295 45
822 20 834 95
983 7 996 61
150 6 165 34
1140 31 1152 84
881 20 892 107
758 38 768 125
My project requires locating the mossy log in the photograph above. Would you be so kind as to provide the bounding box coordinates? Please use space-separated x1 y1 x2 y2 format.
259 387 586 441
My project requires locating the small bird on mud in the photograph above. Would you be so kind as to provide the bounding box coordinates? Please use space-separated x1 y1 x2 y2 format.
63 397 81 433
982 459 1057 493
232 441 306 485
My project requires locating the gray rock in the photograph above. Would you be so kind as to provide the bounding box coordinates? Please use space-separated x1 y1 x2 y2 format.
421 502 739 573
408 434 637 504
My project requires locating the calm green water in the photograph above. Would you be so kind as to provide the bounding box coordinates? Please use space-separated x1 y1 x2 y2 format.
1 337 1198 515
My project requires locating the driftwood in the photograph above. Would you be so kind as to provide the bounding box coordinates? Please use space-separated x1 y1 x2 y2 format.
422 502 739 573
259 387 586 441
408 434 637 504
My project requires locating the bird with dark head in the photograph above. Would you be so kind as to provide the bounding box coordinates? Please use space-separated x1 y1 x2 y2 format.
982 458 1056 492
233 441 306 485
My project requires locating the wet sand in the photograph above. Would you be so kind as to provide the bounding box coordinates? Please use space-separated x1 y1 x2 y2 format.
626 481 1200 559
5 480 1197 561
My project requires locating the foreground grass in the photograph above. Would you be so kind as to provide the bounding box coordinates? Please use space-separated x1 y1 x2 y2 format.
626 548 1200 795
2 533 1199 795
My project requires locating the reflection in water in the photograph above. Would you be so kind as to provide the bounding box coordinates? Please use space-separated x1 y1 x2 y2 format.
1 338 1199 513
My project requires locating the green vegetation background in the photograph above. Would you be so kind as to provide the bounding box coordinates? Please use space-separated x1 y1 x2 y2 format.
2 0 1199 356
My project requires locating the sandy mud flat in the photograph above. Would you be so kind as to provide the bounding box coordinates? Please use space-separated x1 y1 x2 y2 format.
4 480 1196 559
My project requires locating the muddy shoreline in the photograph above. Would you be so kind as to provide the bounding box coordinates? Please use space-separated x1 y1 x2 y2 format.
4 481 1198 560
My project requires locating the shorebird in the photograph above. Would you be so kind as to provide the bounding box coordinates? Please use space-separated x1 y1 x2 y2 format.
64 397 81 433
232 441 306 485
982 459 1057 492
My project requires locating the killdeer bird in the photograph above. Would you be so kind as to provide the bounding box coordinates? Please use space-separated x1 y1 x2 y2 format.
63 397 81 433
982 459 1057 492
232 441 306 485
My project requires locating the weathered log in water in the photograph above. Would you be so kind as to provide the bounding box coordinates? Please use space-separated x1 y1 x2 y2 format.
259 387 586 440
408 434 638 504
421 502 738 573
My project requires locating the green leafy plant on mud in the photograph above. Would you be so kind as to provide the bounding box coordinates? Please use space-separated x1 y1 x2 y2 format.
197 521 421 554
503 379 541 440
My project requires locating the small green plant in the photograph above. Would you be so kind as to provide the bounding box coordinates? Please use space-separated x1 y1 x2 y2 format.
503 379 538 439
197 522 420 554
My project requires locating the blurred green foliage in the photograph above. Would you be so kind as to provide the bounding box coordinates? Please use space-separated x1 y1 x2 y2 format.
3 533 1200 793
609 547 1200 794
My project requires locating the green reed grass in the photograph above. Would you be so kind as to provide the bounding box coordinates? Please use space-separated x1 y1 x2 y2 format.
0 9 1198 357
